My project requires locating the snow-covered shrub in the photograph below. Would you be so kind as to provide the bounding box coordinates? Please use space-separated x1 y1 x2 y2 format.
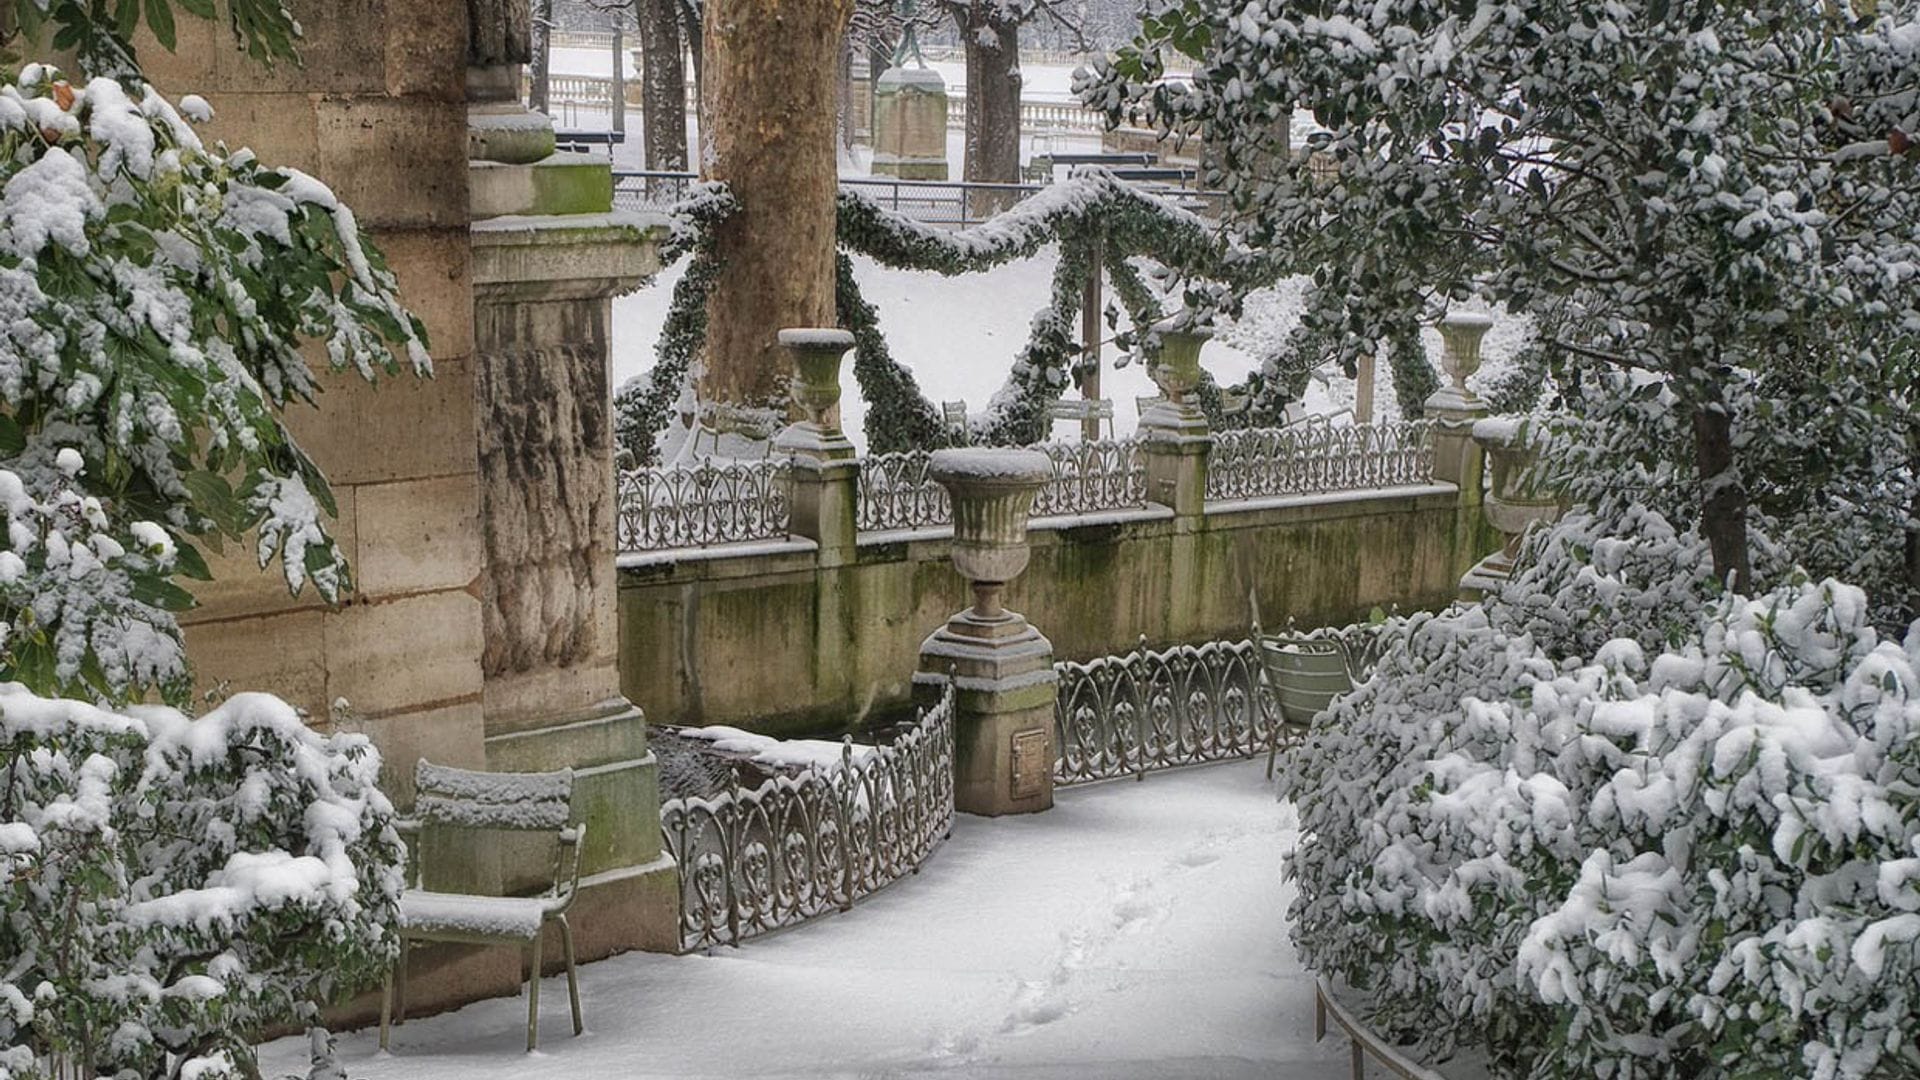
1085 0 1920 594
1284 570 1920 1079
0 68 428 704
0 684 402 1079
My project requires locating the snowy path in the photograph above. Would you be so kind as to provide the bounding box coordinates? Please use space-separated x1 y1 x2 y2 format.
260 760 1347 1079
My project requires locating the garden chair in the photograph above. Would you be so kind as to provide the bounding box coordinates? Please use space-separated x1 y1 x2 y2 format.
1046 396 1116 439
380 761 586 1053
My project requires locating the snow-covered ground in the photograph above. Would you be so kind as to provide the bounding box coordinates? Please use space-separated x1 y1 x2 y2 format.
260 761 1348 1079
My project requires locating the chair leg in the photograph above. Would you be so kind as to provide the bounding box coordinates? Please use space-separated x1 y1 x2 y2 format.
379 969 392 1052
394 940 409 1026
558 915 583 1036
526 933 545 1053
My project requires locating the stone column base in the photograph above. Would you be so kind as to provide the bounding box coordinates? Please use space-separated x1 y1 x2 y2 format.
919 608 1058 816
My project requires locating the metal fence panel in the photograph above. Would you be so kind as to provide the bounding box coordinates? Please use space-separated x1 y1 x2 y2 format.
616 458 792 550
659 684 956 951
1052 639 1283 785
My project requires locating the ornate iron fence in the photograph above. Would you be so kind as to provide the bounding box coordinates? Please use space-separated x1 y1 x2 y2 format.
1052 638 1285 785
616 458 792 551
1032 439 1148 517
1205 419 1437 503
855 439 1148 534
856 449 951 533
659 683 956 951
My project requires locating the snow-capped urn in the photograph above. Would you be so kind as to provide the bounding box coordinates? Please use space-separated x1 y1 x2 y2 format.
779 328 855 429
773 327 858 460
928 448 1052 619
1430 311 1494 414
1149 320 1212 406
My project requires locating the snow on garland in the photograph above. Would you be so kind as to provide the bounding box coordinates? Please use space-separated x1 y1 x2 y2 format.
614 170 1268 462
0 68 429 705
1282 514 1920 1079
0 684 402 1079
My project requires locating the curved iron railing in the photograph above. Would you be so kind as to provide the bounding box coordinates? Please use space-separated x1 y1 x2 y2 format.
658 683 955 951
1206 419 1436 503
1051 638 1284 785
616 458 792 550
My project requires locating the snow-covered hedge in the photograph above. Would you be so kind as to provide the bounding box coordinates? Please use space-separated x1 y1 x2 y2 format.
0 68 428 704
1286 528 1920 1078
0 685 401 1079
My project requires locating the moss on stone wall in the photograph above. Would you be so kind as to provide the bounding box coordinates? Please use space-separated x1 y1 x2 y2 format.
620 489 1499 736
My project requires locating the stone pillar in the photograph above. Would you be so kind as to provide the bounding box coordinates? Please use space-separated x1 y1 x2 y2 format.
774 328 860 563
916 449 1057 816
1460 418 1566 598
1139 325 1214 523
469 74 678 957
871 64 949 180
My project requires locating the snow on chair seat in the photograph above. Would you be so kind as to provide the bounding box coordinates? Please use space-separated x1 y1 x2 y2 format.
381 760 587 1054
398 891 565 941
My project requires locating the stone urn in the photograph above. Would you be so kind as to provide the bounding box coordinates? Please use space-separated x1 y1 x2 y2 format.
1150 323 1210 406
1141 320 1212 446
928 448 1053 620
1427 310 1493 417
773 327 857 461
1461 416 1565 595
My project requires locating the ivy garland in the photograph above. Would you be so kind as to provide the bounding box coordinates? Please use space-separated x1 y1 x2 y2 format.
613 183 736 467
613 171 1395 463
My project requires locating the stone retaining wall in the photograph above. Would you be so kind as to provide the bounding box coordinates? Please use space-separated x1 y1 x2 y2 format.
620 484 1494 736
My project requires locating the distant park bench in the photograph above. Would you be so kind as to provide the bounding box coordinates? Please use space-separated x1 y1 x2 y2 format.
1109 167 1200 184
1023 151 1159 182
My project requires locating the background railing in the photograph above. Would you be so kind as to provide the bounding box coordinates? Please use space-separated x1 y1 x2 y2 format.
1052 638 1283 785
851 438 1148 534
1206 419 1436 503
856 449 950 533
659 682 955 951
1033 438 1147 517
619 421 1441 555
617 458 792 551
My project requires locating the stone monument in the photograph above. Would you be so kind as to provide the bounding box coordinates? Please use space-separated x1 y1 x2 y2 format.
870 0 949 180
916 449 1058 816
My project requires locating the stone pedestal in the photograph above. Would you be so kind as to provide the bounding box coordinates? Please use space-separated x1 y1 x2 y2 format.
1140 326 1214 522
470 149 679 958
915 449 1057 816
872 65 949 180
774 328 860 562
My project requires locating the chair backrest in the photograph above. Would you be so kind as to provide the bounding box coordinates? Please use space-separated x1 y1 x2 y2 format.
1258 636 1354 726
415 760 574 833
1047 398 1115 422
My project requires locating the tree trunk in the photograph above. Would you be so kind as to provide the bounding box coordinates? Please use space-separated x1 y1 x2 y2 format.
1690 393 1754 594
678 1 706 143
638 0 689 171
959 4 1022 186
699 0 853 419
